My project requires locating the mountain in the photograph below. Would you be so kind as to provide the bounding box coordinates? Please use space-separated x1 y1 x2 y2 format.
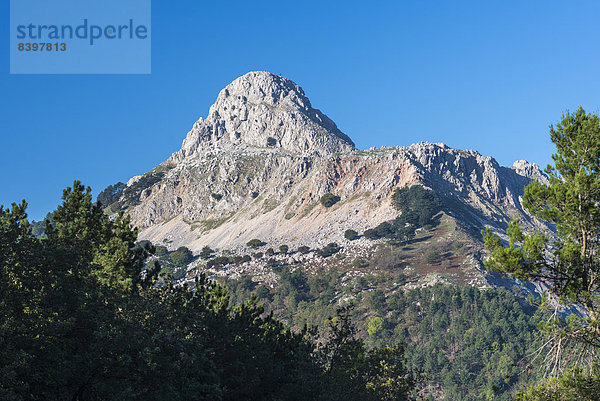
100 71 547 290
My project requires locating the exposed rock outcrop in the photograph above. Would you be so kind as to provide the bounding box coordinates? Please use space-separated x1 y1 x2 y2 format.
170 71 354 163
105 72 547 255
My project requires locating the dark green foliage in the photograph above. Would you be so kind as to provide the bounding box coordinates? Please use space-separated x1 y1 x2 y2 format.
266 136 277 147
344 229 359 240
425 249 439 264
381 285 543 400
154 245 168 256
0 182 218 400
364 228 381 240
0 181 416 401
375 221 394 238
159 264 185 280
211 193 223 201
96 181 126 206
317 304 414 401
279 244 289 254
206 256 232 269
355 276 369 290
252 252 263 259
225 276 257 304
368 289 386 313
200 245 213 259
246 238 265 248
392 185 443 227
320 193 341 208
255 284 271 301
272 267 311 312
298 245 310 254
169 246 193 267
241 255 252 263
365 186 442 243
250 266 546 401
318 242 341 258
483 108 600 359
100 169 169 212
265 247 275 256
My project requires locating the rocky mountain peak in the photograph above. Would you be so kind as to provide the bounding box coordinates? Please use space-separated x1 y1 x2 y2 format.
170 71 355 162
512 160 547 183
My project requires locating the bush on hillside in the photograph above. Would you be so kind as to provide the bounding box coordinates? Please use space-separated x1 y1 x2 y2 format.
320 193 340 208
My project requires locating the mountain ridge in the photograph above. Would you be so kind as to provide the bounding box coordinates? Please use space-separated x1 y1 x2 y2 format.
100 71 548 290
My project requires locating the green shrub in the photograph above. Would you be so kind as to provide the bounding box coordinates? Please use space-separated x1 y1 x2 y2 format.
364 229 381 240
354 276 369 290
344 229 359 240
298 246 310 254
159 265 174 279
154 245 169 256
392 185 442 227
206 256 232 269
367 316 385 337
368 289 387 313
279 245 289 254
320 193 340 207
266 137 277 147
200 246 213 259
211 193 223 201
97 182 125 207
246 239 265 249
170 246 193 267
255 284 271 300
318 243 341 258
425 250 439 264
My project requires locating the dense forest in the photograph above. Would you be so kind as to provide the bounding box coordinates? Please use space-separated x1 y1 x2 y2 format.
0 183 413 401
223 266 547 400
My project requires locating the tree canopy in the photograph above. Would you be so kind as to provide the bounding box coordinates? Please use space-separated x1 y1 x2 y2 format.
0 180 415 401
483 107 600 397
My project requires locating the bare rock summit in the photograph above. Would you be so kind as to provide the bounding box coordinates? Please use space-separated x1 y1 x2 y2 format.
171 71 355 162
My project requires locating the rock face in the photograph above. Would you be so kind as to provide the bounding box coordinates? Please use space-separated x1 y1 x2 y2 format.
170 71 355 163
108 72 547 254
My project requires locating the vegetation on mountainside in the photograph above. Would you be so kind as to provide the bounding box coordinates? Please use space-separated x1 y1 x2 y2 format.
320 193 341 208
317 242 342 258
0 181 415 401
345 229 359 241
364 186 443 243
225 268 547 400
246 238 265 248
97 181 126 207
97 166 172 214
484 107 600 398
169 246 194 267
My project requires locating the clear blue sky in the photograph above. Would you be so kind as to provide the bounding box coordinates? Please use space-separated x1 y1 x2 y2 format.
2 1 600 221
